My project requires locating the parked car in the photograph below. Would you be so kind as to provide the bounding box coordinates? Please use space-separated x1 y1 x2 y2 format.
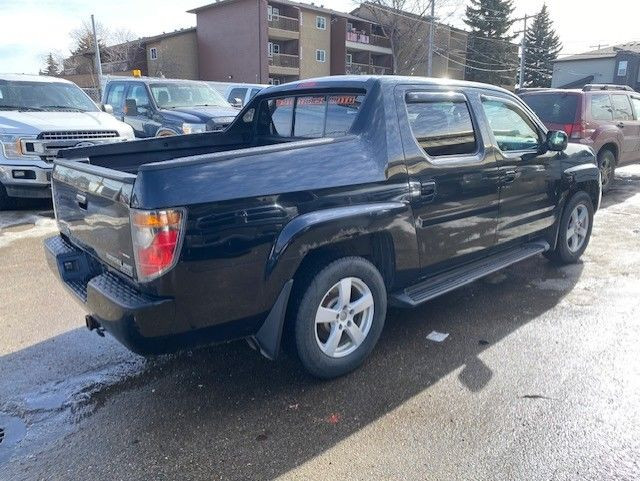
102 77 239 138
208 81 268 108
520 84 640 193
46 76 600 379
0 74 134 209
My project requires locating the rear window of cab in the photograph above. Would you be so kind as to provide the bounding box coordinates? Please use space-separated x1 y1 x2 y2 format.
256 93 365 139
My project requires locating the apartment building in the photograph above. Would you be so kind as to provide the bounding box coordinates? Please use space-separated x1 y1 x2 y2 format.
189 0 394 84
61 0 473 91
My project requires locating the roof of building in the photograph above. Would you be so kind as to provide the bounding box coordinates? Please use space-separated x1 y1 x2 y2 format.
142 27 196 44
188 0 383 22
556 41 640 62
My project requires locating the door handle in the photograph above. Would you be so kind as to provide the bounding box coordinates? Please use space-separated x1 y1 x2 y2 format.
75 193 88 210
502 170 517 184
420 181 437 203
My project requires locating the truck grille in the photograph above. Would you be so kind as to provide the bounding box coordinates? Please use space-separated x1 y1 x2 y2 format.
39 131 119 141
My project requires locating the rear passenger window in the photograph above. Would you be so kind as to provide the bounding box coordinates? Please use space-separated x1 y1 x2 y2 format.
406 99 477 157
590 94 613 120
611 94 633 120
258 94 363 138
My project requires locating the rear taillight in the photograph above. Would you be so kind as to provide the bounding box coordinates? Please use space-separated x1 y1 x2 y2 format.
131 208 185 281
565 120 592 140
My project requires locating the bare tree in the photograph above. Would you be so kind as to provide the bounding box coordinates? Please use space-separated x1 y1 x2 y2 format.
355 0 464 75
103 29 145 73
69 19 109 55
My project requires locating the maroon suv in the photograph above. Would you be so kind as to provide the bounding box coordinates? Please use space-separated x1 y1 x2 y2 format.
520 85 640 193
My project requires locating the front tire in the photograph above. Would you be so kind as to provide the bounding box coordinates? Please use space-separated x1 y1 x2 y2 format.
598 149 616 194
546 192 594 264
292 257 387 379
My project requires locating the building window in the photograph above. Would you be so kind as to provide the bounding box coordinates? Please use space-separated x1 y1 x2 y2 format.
346 53 352 65
316 49 326 62
150 47 157 60
269 78 281 86
267 5 279 21
316 16 326 30
346 22 353 32
268 42 280 57
617 60 628 77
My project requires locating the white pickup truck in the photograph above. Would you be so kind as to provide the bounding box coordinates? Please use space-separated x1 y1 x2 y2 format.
0 73 134 209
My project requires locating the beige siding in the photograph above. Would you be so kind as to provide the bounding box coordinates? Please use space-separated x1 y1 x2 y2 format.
147 31 199 80
299 8 331 78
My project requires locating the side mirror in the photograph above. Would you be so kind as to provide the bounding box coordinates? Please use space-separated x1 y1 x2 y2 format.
231 97 243 109
547 130 568 152
100 103 114 114
124 98 138 116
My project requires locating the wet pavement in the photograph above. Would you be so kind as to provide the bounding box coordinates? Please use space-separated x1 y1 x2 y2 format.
1 167 639 480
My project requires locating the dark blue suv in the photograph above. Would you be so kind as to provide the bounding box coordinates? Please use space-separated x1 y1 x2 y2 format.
102 77 239 138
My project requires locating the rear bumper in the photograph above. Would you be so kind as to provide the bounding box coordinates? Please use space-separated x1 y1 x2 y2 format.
44 235 176 354
44 235 288 357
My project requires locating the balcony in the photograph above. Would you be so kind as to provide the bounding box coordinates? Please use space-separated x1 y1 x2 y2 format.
268 15 298 31
268 15 300 40
370 34 391 49
346 63 392 75
345 30 392 54
269 53 300 76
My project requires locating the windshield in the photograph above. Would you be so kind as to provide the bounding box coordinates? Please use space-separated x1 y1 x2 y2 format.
150 82 231 109
521 92 579 125
0 80 98 112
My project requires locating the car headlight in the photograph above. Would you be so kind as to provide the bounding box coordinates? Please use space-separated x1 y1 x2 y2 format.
0 134 38 159
182 123 207 135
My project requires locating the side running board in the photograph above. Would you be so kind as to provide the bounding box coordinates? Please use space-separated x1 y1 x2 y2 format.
391 240 550 308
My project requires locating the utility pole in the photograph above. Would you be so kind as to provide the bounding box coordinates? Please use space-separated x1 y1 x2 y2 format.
427 0 435 77
91 14 103 99
518 14 528 89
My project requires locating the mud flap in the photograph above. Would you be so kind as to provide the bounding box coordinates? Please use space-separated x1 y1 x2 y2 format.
253 279 293 360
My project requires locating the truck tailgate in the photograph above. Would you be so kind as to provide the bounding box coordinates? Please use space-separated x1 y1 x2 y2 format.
52 159 137 278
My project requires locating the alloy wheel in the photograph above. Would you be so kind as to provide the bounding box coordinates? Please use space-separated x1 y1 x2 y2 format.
314 277 374 358
566 204 589 253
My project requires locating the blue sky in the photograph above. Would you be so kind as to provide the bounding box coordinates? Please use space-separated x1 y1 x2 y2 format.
1 0 638 74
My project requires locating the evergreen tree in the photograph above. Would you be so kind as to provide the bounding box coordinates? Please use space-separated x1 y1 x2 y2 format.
464 0 517 86
42 53 60 76
520 4 562 87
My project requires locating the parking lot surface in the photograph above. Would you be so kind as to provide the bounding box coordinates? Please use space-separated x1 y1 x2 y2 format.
1 166 639 481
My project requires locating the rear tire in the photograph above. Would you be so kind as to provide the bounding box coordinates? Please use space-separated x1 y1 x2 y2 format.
292 257 387 379
545 192 594 264
598 149 616 194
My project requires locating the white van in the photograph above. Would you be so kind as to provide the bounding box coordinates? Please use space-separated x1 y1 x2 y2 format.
0 74 134 209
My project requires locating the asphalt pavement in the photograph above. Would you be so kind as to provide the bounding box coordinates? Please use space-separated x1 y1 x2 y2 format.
1 167 639 481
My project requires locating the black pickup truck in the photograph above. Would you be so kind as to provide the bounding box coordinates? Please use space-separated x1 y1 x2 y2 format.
45 76 601 379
